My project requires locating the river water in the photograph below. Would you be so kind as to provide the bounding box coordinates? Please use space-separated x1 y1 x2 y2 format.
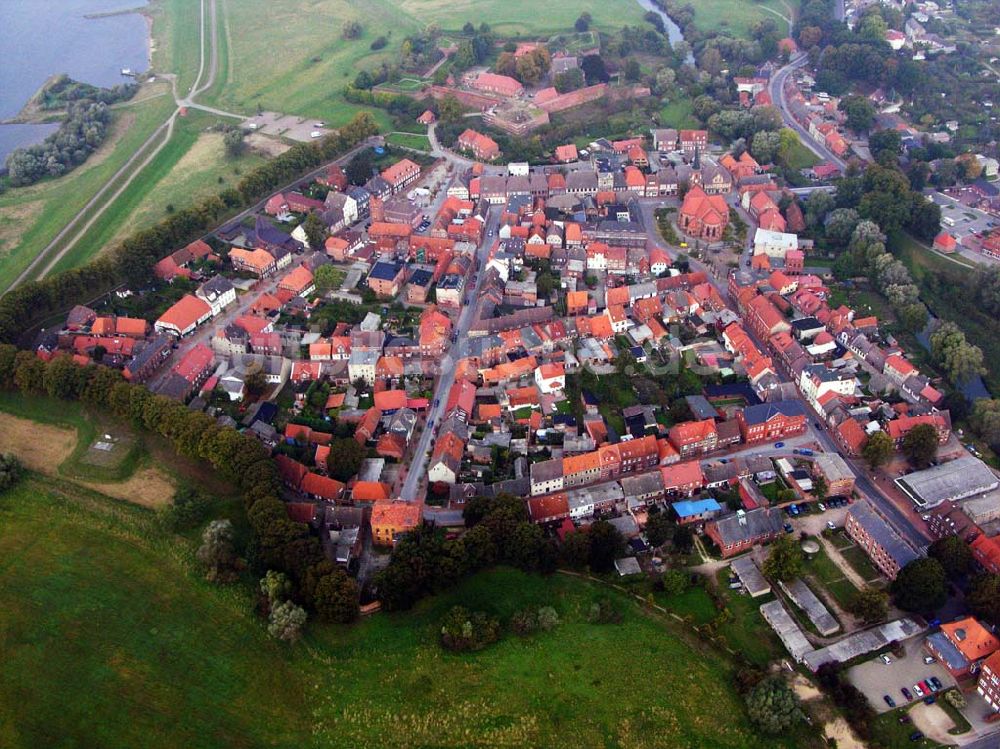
633 0 694 63
0 0 150 163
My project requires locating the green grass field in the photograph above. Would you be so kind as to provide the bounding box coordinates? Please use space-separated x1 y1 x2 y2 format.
781 139 819 170
50 112 267 275
0 88 178 292
0 473 820 748
659 97 699 130
689 0 797 37
199 0 646 128
386 131 432 151
803 544 859 611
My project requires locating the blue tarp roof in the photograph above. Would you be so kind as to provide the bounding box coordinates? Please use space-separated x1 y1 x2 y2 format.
672 498 722 518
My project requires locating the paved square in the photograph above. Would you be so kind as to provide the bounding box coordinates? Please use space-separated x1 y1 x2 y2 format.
847 638 955 712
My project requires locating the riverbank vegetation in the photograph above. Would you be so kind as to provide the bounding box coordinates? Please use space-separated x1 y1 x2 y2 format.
3 77 138 187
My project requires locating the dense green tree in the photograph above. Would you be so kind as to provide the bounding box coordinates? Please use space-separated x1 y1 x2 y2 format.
848 587 888 624
967 574 1000 625
439 606 501 651
311 566 360 623
0 453 23 493
301 212 327 251
661 569 690 597
196 519 242 583
891 557 948 612
268 600 307 642
927 536 974 580
745 678 802 734
762 535 803 582
581 54 610 85
971 399 1000 448
645 510 675 548
326 437 366 481
901 423 939 468
587 520 625 573
861 430 892 469
560 529 591 569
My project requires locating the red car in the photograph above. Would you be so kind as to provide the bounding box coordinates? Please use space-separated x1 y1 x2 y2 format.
918 680 931 695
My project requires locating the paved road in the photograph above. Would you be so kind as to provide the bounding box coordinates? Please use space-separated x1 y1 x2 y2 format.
768 54 847 170
12 0 243 288
398 206 501 502
10 0 228 290
637 196 931 551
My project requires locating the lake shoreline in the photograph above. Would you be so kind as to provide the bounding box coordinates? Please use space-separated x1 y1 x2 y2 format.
0 0 152 162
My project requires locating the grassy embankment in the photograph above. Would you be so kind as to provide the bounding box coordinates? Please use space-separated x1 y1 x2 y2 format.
0 468 820 748
689 0 799 36
50 110 268 275
0 89 177 292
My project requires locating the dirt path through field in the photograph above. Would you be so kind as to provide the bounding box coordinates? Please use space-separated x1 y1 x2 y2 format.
0 413 174 508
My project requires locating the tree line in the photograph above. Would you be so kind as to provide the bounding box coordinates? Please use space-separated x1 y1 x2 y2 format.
375 494 628 610
0 111 379 346
0 346 361 626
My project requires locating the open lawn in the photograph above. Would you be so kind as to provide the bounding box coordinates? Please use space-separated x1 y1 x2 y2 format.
689 0 797 37
386 131 432 151
839 544 881 583
803 544 859 611
0 393 176 507
0 477 308 749
711 569 787 666
781 139 819 171
197 0 645 130
0 86 178 292
0 477 821 748
52 114 269 272
659 96 699 130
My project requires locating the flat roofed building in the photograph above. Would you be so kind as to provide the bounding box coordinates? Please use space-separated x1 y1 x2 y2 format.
895 454 1000 509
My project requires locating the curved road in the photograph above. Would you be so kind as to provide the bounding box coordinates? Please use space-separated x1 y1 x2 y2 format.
10 0 241 290
768 54 847 171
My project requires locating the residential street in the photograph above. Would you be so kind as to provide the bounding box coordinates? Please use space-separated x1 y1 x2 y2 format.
398 205 501 502
637 197 931 553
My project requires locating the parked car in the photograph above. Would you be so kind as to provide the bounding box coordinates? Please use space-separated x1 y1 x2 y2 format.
912 683 925 698
902 687 913 701
926 678 939 692
929 677 943 691
783 523 794 534
918 681 931 695
909 731 924 742
818 502 826 512
884 694 896 707
775 442 785 449
922 656 936 664
923 695 936 705
800 448 814 456
827 521 837 530
881 654 892 665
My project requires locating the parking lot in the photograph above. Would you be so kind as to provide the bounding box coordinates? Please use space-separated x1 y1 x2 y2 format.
242 111 334 142
847 637 955 713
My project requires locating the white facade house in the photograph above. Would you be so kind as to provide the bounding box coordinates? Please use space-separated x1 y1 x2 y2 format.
753 228 799 258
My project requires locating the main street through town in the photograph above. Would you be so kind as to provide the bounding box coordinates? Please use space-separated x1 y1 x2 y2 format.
398 205 502 502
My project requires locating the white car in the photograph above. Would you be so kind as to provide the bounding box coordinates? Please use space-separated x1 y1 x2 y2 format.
880 654 891 664
912 683 925 698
